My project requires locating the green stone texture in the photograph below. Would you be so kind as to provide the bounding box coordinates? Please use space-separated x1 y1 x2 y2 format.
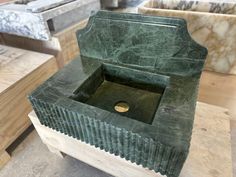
29 11 207 177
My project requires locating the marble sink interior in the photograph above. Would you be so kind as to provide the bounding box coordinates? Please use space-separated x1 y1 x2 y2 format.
71 64 167 124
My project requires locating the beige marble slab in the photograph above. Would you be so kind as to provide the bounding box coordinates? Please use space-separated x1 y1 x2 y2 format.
138 0 236 74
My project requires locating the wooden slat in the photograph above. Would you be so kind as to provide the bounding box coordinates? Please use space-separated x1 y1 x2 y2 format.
0 151 10 169
198 71 236 176
54 19 87 65
198 71 236 120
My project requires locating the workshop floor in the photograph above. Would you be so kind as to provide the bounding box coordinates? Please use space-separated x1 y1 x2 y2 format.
0 130 112 177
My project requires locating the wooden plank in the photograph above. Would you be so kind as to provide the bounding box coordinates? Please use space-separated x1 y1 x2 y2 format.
54 19 87 65
180 103 232 177
0 151 10 169
0 45 58 156
0 44 56 93
198 71 236 176
231 120 236 177
0 35 61 66
0 0 14 5
198 71 236 120
29 102 233 177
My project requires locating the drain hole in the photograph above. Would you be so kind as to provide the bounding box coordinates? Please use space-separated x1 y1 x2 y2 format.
114 101 129 113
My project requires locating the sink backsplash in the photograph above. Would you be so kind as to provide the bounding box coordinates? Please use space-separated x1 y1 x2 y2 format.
77 11 207 76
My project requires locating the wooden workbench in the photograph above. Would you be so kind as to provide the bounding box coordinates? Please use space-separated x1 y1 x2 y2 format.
29 102 233 177
0 44 58 168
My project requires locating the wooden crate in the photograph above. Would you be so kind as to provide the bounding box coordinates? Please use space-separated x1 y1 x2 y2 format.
0 45 58 168
29 102 233 177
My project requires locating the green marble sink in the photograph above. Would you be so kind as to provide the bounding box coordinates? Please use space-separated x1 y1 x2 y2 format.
29 11 207 177
71 63 167 125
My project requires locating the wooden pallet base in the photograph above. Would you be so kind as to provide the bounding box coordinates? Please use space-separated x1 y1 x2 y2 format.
0 151 10 169
29 102 233 177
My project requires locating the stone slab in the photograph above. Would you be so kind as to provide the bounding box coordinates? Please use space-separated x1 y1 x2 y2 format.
0 0 100 40
138 0 236 74
26 0 75 12
149 0 236 14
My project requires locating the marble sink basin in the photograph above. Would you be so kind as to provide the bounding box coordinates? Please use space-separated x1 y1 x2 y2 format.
138 0 236 74
29 11 207 177
71 62 167 125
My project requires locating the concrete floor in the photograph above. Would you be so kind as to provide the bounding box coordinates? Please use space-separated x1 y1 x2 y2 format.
0 130 112 177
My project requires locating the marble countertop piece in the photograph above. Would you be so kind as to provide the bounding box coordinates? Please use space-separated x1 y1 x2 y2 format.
26 0 76 12
0 0 100 40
